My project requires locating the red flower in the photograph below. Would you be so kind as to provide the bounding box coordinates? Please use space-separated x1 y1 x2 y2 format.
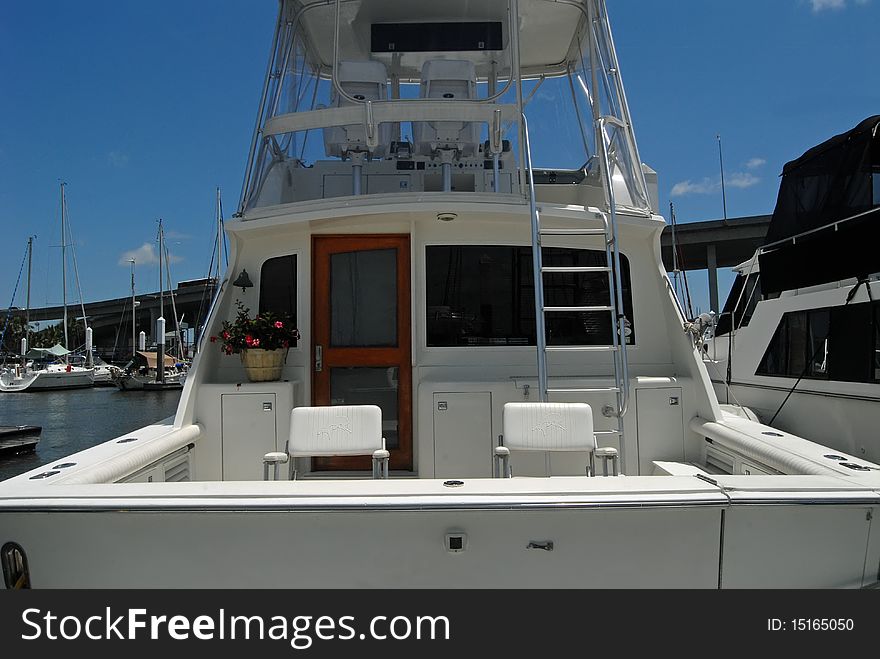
245 335 254 346
252 339 260 347
210 336 217 343
222 331 230 340
274 321 284 329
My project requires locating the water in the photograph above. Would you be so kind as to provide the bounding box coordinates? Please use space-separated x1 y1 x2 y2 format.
0 387 181 481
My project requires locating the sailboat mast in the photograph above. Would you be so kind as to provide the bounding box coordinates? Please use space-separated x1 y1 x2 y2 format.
157 219 165 384
159 219 164 324
216 186 223 284
130 259 136 359
61 182 68 361
26 236 32 347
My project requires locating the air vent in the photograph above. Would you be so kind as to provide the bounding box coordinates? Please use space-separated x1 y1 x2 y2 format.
705 447 735 475
164 458 191 482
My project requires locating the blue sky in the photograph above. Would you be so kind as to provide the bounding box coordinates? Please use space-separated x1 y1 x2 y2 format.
1 0 878 316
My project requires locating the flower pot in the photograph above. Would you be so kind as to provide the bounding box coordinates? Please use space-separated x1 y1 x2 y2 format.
240 348 287 382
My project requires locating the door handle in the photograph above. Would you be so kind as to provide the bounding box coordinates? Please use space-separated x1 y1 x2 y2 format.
315 345 323 372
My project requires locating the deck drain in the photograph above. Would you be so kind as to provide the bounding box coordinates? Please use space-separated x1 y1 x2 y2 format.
762 431 784 437
29 471 60 480
443 480 465 488
52 463 76 469
839 463 871 471
824 454 847 461
117 437 138 444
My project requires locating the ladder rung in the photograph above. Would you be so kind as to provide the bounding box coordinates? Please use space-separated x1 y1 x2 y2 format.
545 346 619 354
544 305 614 313
542 266 611 274
540 228 607 236
547 387 620 394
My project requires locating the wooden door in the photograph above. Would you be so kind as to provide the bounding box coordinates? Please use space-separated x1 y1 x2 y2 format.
312 235 412 471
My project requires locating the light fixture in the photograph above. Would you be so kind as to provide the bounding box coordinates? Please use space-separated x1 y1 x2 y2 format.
437 212 458 222
233 269 254 292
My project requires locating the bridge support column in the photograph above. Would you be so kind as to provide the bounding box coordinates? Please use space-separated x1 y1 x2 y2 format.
707 244 719 314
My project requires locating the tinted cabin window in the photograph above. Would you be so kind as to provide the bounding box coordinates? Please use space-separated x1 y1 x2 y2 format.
874 304 880 382
757 303 878 382
828 303 872 383
259 255 297 328
426 246 634 347
716 273 761 336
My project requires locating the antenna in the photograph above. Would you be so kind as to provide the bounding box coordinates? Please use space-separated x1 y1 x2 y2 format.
716 134 728 224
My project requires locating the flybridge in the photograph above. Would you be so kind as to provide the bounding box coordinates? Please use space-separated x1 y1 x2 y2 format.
237 0 652 214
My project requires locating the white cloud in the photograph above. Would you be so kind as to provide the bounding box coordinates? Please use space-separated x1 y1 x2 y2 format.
745 157 766 170
107 151 130 167
727 172 761 189
809 0 870 10
670 178 719 197
670 172 760 197
118 243 182 266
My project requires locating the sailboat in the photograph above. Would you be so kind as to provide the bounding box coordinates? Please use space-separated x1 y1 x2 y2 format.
114 220 187 391
0 185 94 392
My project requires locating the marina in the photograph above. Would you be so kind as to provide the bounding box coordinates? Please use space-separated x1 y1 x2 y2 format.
0 389 181 481
1 0 879 592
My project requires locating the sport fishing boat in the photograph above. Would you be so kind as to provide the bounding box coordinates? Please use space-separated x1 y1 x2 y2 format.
1 0 879 589
710 116 880 465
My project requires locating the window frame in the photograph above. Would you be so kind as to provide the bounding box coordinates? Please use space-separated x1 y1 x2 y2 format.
257 251 302 351
422 242 636 350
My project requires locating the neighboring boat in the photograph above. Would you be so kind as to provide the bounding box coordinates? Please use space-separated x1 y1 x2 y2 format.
0 426 41 458
710 116 880 464
0 184 94 392
112 221 188 391
113 351 186 391
86 356 121 387
2 1 879 589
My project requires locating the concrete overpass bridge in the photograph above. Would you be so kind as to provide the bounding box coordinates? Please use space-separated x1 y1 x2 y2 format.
660 215 771 313
12 278 218 361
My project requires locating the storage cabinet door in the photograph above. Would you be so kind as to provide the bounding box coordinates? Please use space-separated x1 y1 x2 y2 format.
221 393 277 480
635 387 684 475
433 392 493 478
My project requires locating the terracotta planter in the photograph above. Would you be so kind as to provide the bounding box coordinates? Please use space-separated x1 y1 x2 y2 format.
240 348 287 382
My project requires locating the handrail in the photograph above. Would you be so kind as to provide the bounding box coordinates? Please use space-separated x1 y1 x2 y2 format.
238 0 286 216
758 205 880 253
263 101 520 139
597 115 630 423
522 113 548 401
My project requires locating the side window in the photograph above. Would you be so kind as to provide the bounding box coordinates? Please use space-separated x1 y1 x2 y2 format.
716 272 761 337
259 255 297 328
758 304 873 382
758 313 793 377
425 245 634 347
874 304 880 382
828 303 872 383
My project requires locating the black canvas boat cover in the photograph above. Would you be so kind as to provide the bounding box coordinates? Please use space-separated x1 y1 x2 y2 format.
759 115 880 294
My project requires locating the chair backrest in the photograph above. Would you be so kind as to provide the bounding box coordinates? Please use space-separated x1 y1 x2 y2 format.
289 405 383 457
323 60 391 159
502 402 596 452
412 59 479 157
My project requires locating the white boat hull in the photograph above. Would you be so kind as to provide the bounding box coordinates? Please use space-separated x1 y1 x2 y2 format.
0 366 94 392
1 478 876 588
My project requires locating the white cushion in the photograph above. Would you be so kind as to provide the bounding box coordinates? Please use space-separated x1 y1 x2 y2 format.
289 405 383 457
502 402 595 452
323 60 391 158
413 59 479 156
